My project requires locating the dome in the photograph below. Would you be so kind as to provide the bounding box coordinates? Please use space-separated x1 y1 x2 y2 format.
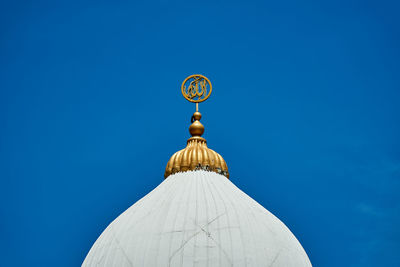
83 171 311 266
83 75 311 266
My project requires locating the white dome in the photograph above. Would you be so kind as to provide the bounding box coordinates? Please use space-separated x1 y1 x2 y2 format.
83 171 311 266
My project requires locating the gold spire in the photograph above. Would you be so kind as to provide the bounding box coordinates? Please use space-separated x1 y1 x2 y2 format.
164 75 229 179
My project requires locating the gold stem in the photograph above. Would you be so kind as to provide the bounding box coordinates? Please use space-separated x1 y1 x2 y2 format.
196 103 198 112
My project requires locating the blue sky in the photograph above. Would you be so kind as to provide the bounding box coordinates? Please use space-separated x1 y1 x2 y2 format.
1 0 399 266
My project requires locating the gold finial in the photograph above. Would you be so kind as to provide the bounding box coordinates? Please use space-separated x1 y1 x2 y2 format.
164 75 229 179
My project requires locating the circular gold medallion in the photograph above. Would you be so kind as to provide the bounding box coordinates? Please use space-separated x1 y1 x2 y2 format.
181 74 212 103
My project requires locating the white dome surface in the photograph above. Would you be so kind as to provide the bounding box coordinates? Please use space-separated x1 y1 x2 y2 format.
83 171 311 267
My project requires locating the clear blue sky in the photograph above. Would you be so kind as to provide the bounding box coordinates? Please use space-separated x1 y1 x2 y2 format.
1 0 399 266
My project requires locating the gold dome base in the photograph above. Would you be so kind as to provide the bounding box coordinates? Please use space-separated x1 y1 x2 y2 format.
164 135 229 179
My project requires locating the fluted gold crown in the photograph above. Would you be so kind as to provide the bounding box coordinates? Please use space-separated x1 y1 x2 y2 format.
164 75 229 179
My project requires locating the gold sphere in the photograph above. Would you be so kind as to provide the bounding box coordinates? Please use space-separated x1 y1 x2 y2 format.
189 120 204 136
192 111 202 121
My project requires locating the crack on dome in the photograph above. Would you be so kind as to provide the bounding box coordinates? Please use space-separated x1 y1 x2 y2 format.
269 250 282 267
193 214 233 266
168 213 229 265
108 229 134 267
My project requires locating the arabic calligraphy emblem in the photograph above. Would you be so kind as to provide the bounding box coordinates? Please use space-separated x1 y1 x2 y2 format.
181 74 212 103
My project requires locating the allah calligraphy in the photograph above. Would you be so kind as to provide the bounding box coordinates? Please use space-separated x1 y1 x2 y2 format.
181 74 212 103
